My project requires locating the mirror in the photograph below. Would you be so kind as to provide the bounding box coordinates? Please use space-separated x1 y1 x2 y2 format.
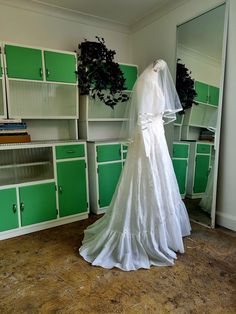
174 4 227 227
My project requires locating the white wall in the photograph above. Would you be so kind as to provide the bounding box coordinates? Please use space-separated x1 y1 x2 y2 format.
0 2 132 63
177 45 222 86
132 0 236 231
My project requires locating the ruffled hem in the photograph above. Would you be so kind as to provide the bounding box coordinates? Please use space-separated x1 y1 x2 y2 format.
79 203 191 271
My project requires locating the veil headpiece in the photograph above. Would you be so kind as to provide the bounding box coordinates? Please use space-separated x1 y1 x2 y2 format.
120 59 182 142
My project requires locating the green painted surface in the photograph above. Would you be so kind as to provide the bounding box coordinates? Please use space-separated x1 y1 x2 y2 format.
96 144 121 162
209 85 219 106
0 188 18 232
172 159 187 194
119 64 138 91
175 113 183 125
98 162 122 208
44 51 76 83
195 81 208 103
0 56 2 77
173 144 189 158
57 160 87 217
197 144 211 154
5 45 43 80
193 155 210 193
20 183 57 226
56 144 85 160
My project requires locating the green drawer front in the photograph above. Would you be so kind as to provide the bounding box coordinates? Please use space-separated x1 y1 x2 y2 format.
197 144 211 154
56 144 85 159
96 144 121 162
195 81 208 103
122 144 128 151
209 85 219 106
119 64 138 91
173 144 189 158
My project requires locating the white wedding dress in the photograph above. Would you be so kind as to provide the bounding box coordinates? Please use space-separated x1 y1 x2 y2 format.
79 60 191 271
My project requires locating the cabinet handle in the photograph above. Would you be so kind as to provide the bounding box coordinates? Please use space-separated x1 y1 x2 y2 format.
12 204 17 213
39 68 43 77
66 150 75 154
20 202 24 212
59 186 63 194
46 69 50 77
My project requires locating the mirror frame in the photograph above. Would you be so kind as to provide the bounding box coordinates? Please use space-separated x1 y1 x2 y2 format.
174 1 229 228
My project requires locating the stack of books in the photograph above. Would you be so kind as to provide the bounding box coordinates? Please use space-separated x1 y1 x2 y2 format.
0 119 31 144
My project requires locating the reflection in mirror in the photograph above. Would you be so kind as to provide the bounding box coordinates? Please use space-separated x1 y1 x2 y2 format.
174 4 226 227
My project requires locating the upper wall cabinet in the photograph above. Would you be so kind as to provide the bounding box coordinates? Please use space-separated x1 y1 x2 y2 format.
5 45 43 81
0 44 7 118
3 43 78 119
44 51 77 83
195 80 219 107
119 64 138 91
5 44 77 84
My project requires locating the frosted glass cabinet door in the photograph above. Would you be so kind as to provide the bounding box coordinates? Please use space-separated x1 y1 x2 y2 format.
8 80 77 118
5 45 43 81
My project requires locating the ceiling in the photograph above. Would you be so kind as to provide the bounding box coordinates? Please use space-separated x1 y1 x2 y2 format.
32 0 181 26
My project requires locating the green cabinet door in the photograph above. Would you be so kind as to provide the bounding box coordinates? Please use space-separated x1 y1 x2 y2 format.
0 188 18 232
96 144 121 162
119 64 138 91
57 160 87 217
209 85 219 106
5 45 43 80
0 55 2 77
44 51 77 83
195 81 208 103
98 162 122 208
193 155 210 193
173 144 189 158
20 183 57 226
172 160 188 194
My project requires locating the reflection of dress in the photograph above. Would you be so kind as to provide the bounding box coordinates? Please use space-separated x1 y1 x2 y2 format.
79 60 191 271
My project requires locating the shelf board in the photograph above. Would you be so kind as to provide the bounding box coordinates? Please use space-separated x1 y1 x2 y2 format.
88 118 129 122
0 161 50 169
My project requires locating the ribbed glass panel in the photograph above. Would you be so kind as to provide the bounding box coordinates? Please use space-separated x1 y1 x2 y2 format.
0 79 4 116
9 81 77 118
0 147 54 186
88 92 130 119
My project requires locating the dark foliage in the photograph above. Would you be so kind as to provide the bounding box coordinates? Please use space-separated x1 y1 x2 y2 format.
176 59 198 114
76 36 129 108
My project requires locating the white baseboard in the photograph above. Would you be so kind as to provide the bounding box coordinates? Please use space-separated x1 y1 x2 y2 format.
216 211 236 231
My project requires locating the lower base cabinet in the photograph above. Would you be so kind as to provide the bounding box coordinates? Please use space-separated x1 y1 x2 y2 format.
172 142 189 198
0 188 18 232
57 160 88 217
20 182 57 226
0 141 89 240
87 141 127 214
98 162 122 208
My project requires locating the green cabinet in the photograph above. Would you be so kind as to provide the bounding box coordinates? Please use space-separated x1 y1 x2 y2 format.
0 188 18 232
98 162 122 207
57 160 88 217
195 80 219 106
5 44 77 83
44 51 76 83
209 85 219 106
5 45 43 80
172 142 189 197
87 141 127 214
96 144 121 162
186 142 212 198
119 64 138 91
172 160 188 195
20 183 57 226
193 155 210 193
